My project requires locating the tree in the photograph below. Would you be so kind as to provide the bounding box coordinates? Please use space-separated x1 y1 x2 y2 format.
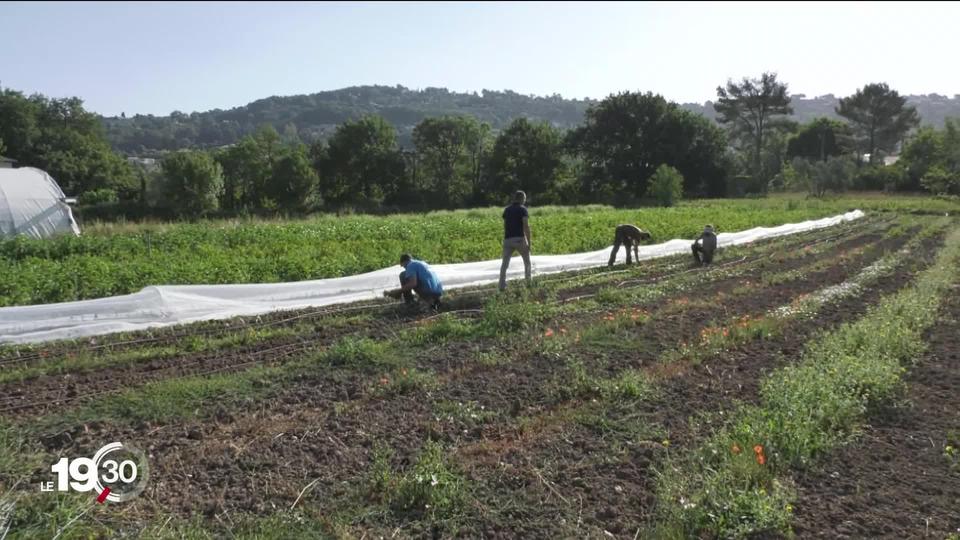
412 116 491 208
788 156 856 197
714 72 793 186
786 118 853 162
160 151 224 216
268 144 319 213
0 89 40 159
899 118 960 193
316 115 406 210
898 127 944 190
836 83 919 164
646 164 684 207
486 118 570 204
920 165 959 195
0 89 136 198
567 92 729 202
215 125 281 211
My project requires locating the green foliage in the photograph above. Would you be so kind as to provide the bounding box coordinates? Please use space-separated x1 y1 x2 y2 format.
320 337 395 369
1 198 956 307
852 164 905 191
101 85 595 154
787 155 856 197
900 119 960 193
0 88 136 198
160 150 224 216
714 72 793 185
267 144 319 212
920 165 960 195
568 91 730 201
409 314 477 345
836 82 920 164
486 118 570 204
369 441 466 520
412 115 492 208
377 367 437 396
945 430 960 471
647 164 685 207
77 188 118 206
786 117 853 162
315 115 406 210
480 288 552 334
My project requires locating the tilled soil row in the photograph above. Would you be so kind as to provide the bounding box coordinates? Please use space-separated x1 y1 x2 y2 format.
444 235 944 539
0 220 892 417
786 280 960 539
48 225 928 526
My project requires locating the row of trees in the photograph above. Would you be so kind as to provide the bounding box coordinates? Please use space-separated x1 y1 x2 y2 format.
3 76 954 220
150 91 733 216
0 89 137 198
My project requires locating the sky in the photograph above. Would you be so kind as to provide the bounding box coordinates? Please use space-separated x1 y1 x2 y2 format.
2 1 959 117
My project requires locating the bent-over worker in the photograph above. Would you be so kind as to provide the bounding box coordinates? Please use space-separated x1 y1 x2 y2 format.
384 254 444 310
608 224 652 267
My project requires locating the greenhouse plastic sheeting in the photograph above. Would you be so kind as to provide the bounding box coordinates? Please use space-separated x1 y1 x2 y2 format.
0 167 80 240
0 210 864 344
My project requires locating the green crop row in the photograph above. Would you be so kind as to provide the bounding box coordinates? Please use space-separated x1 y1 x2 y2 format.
1 195 954 307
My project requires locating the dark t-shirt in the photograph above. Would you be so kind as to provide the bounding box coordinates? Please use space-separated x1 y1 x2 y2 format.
698 231 717 252
503 203 528 239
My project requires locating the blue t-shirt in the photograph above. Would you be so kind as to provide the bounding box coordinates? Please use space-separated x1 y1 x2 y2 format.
404 260 443 295
503 203 529 239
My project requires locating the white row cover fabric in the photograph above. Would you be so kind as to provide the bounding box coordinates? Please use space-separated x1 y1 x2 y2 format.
0 167 80 239
0 210 864 345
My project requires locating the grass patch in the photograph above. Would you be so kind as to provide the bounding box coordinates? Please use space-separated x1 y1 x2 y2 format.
374 367 438 397
479 287 555 335
318 337 398 370
366 441 466 521
408 314 478 345
36 365 282 431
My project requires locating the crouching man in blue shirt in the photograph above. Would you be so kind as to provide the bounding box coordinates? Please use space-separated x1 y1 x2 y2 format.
390 253 444 310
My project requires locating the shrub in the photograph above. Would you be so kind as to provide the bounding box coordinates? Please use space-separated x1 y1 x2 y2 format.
646 164 684 207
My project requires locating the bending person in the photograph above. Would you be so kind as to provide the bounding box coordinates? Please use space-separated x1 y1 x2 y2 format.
385 253 444 311
608 224 652 267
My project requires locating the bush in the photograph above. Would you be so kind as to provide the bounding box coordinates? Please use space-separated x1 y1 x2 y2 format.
921 165 960 195
646 164 684 207
77 188 119 206
790 156 856 197
853 165 905 191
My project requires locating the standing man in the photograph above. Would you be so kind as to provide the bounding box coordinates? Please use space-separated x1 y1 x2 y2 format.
608 224 652 267
387 253 444 310
692 224 718 266
499 190 532 291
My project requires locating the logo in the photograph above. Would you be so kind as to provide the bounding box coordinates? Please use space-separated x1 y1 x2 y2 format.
41 442 149 503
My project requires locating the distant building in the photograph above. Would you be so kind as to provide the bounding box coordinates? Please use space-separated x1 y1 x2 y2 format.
126 157 156 167
126 157 161 173
883 155 900 166
0 156 17 169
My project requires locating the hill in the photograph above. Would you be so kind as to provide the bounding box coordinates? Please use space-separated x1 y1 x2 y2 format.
100 85 960 155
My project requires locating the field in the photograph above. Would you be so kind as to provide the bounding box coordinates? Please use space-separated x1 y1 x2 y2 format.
1 199 959 538
2 194 958 307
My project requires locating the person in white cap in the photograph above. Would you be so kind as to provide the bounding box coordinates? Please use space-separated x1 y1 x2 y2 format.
692 224 717 265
